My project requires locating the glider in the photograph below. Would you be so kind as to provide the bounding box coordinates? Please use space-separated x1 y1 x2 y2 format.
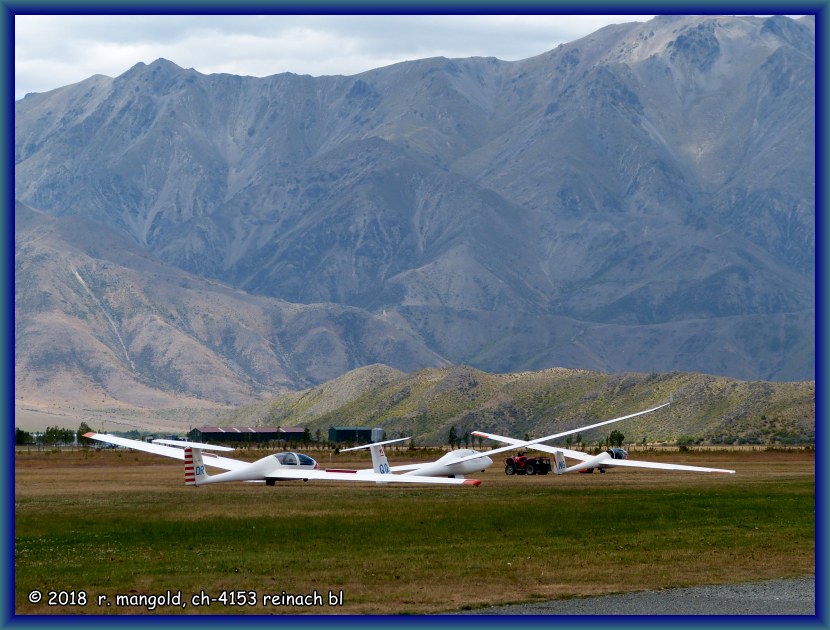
82 433 481 486
340 403 676 479
468 404 736 475
340 437 494 479
441 402 675 470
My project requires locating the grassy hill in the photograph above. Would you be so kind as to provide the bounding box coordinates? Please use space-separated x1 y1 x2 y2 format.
220 364 814 446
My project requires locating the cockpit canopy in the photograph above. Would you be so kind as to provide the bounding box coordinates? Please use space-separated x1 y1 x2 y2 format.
607 447 628 460
274 452 317 467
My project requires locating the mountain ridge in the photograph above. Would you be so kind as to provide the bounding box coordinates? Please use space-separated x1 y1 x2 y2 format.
14 15 815 418
223 363 815 447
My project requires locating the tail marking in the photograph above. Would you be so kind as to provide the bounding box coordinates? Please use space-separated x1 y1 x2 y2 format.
553 451 567 475
185 447 209 486
185 447 196 485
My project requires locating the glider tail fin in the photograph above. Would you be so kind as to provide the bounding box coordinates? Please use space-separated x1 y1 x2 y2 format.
368 444 392 475
184 447 209 486
339 437 407 474
553 450 567 475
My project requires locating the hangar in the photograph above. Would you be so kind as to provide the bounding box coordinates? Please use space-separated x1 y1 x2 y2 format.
190 426 306 443
328 426 385 444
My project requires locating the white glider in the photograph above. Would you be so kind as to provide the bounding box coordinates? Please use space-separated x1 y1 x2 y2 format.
469 404 736 475
83 433 482 486
337 403 673 479
444 402 675 469
340 437 494 479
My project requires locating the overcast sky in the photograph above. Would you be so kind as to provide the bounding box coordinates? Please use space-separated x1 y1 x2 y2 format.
14 14 656 100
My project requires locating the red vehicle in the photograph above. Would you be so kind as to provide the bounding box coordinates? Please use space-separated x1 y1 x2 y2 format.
504 452 552 476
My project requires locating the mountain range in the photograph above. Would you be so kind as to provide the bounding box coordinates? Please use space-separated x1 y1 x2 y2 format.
14 15 815 418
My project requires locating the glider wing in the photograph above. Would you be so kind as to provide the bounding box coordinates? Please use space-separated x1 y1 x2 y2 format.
83 432 247 471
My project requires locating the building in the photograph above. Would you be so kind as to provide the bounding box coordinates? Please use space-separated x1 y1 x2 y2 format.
278 426 307 441
328 426 385 444
190 427 306 443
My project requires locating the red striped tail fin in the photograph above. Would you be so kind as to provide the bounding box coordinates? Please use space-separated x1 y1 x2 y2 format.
185 447 209 486
184 447 196 485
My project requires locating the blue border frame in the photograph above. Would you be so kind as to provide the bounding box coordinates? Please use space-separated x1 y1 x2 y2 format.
5 2 826 629
817 2 828 628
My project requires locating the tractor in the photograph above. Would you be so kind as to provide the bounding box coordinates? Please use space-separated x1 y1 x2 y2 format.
504 452 552 475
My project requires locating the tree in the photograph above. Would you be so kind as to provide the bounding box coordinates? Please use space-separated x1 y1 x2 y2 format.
15 427 31 446
43 425 73 445
77 422 94 446
676 435 697 451
609 430 624 447
448 426 458 449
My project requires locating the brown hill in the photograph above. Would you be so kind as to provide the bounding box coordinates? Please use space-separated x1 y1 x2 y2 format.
227 364 814 446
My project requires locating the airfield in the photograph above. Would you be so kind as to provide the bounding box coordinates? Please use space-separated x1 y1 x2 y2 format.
15 446 814 615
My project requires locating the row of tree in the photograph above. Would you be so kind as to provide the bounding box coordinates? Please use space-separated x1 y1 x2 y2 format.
15 422 95 446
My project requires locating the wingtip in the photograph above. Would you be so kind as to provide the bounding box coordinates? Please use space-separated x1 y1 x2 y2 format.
464 479 482 486
83 432 96 438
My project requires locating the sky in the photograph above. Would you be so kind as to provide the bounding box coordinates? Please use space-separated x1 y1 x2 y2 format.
14 14 656 100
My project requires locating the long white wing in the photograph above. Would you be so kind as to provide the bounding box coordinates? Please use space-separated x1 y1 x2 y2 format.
453 403 672 467
472 431 735 474
555 449 735 474
263 467 481 486
339 437 410 452
588 458 735 474
153 438 235 451
83 432 247 471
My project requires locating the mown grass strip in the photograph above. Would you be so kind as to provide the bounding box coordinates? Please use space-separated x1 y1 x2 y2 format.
16 452 813 615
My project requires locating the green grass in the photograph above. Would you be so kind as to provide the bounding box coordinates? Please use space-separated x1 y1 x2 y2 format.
15 451 814 615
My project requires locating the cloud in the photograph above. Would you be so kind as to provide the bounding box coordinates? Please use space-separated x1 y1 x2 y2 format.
14 14 654 99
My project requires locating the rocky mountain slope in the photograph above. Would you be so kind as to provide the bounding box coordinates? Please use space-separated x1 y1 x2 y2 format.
15 15 814 415
15 201 446 408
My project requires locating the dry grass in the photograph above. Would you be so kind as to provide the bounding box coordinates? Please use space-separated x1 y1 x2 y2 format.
15 448 814 615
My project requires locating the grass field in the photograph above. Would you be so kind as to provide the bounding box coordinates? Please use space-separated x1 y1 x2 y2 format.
14 447 814 615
